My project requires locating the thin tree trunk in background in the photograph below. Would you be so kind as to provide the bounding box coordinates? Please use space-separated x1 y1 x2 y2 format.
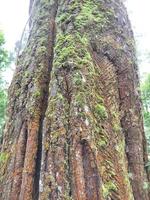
0 0 149 200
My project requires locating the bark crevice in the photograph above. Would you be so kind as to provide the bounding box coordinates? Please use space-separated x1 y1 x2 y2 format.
81 140 100 200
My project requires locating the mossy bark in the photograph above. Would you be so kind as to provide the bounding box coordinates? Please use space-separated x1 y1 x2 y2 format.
0 0 149 200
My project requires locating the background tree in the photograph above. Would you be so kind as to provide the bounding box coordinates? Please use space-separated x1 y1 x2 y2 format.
0 0 149 200
0 31 10 138
141 73 150 155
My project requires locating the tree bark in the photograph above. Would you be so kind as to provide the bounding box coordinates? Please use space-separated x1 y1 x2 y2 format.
0 0 149 200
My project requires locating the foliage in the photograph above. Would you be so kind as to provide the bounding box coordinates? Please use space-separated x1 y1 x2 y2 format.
141 73 150 155
141 74 150 112
0 31 10 137
0 32 9 69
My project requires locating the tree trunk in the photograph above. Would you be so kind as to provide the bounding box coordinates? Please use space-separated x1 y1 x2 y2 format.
0 0 149 199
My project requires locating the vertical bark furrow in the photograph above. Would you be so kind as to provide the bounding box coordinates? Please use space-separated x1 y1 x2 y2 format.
1 0 59 199
71 142 87 200
82 140 100 200
10 122 27 200
19 120 40 200
20 1 59 199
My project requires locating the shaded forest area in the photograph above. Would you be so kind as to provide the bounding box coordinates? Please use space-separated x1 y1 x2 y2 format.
0 31 10 137
0 0 150 200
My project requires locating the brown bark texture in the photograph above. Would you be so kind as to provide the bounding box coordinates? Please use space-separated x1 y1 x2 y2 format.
0 0 149 199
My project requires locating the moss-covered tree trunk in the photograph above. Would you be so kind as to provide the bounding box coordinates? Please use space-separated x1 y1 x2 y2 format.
0 0 149 199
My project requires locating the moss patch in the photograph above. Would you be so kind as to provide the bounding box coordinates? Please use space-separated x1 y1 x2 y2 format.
95 104 108 120
74 0 109 30
102 181 117 198
0 152 9 164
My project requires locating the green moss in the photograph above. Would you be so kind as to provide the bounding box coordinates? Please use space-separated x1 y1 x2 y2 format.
115 140 125 155
111 111 119 118
96 95 104 104
33 90 41 98
36 46 47 55
70 1 80 11
95 104 108 120
15 90 21 97
96 138 107 148
24 71 30 78
74 0 108 29
46 90 65 120
54 32 93 70
0 152 9 164
113 124 121 133
38 37 47 46
63 193 73 200
102 181 117 198
54 34 75 66
0 152 9 180
73 72 83 86
75 92 86 107
94 127 108 148
57 13 70 23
